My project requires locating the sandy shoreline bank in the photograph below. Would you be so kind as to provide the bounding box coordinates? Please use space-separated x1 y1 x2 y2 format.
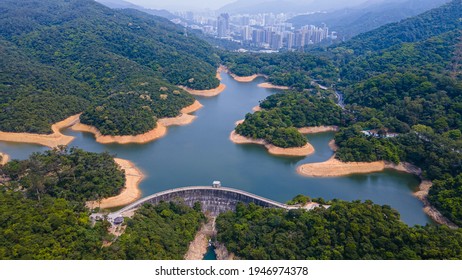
86 158 144 209
222 66 268 83
297 156 387 177
258 82 290 90
230 121 336 157
158 100 203 127
252 105 262 112
178 67 227 97
180 100 203 114
72 100 203 145
296 156 421 178
296 140 458 228
231 74 265 83
230 130 314 157
413 181 458 228
179 84 227 97
0 100 204 147
0 152 10 165
0 114 80 148
72 122 168 145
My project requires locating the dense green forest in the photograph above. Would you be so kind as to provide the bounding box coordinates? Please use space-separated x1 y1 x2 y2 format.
0 148 120 259
0 191 108 260
1 0 462 260
329 0 462 225
103 202 205 259
216 202 462 260
0 190 204 259
221 51 338 90
1 147 125 203
0 39 90 133
0 0 219 135
335 0 462 56
80 82 195 136
230 1 462 225
429 175 462 227
236 91 343 148
0 149 205 259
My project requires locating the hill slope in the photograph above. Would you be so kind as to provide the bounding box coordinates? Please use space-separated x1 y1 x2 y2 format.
0 0 219 135
219 0 367 14
289 0 449 39
95 0 177 20
330 0 462 225
337 0 462 55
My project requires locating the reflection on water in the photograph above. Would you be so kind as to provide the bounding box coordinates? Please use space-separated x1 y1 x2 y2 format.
0 73 430 226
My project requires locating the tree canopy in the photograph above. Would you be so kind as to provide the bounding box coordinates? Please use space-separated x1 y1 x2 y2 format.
216 201 462 260
0 0 219 135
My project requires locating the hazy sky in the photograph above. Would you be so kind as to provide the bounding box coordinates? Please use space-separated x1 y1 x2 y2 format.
125 0 376 12
126 0 236 11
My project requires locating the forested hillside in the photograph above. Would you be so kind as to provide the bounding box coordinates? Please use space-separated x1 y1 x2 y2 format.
221 52 338 90
0 148 123 259
330 0 462 225
103 202 205 259
336 0 462 55
0 147 125 203
0 0 219 135
236 91 343 148
217 202 462 260
0 149 205 259
289 0 449 40
228 0 462 226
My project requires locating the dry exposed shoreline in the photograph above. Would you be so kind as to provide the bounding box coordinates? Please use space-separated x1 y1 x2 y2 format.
178 67 227 97
0 152 10 165
0 114 80 148
179 84 227 97
230 130 314 157
296 156 421 177
86 158 144 209
0 100 203 147
72 100 203 145
231 74 265 83
414 181 458 229
221 65 266 83
71 122 168 145
252 105 262 112
296 140 457 228
230 121 338 157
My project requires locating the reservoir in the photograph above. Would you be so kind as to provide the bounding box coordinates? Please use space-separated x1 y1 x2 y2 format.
0 72 430 226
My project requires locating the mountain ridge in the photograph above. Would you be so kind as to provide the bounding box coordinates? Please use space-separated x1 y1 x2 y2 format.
289 0 450 39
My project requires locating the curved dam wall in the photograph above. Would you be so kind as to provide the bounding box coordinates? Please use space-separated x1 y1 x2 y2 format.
111 186 296 218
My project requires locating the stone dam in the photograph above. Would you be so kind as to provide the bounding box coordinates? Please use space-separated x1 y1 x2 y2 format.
107 186 326 221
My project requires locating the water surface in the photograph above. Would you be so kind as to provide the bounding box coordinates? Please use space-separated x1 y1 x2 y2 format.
0 72 429 225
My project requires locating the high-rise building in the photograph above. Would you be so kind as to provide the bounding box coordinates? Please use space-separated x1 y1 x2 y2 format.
217 13 230 38
285 31 294 50
252 29 265 44
242 26 252 41
271 33 282 50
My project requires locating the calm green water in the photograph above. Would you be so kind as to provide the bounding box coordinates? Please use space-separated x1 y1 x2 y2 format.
0 72 430 225
203 246 217 260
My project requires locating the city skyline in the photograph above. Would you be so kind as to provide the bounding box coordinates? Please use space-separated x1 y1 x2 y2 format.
124 0 235 11
123 0 376 12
